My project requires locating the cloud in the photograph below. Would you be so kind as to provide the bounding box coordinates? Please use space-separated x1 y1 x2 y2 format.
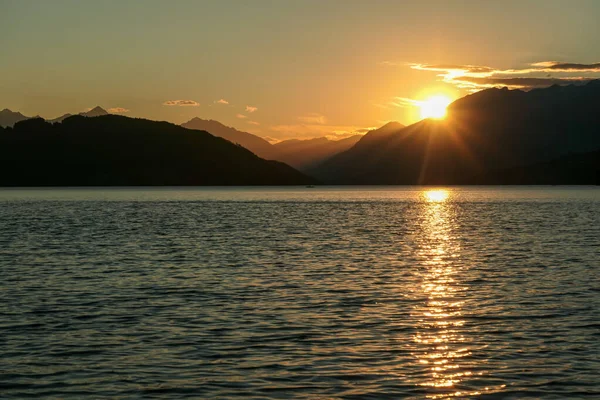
247 121 260 125
246 105 258 113
163 100 200 106
389 97 423 108
406 61 600 90
297 113 327 124
236 114 247 119
412 64 496 74
530 61 600 71
108 107 129 113
216 99 229 105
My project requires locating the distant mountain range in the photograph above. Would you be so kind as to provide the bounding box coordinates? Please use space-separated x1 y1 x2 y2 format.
3 80 599 186
4 111 363 173
47 106 110 123
0 115 315 186
181 117 365 171
0 106 110 127
182 118 275 159
0 109 32 128
272 135 362 171
312 81 600 185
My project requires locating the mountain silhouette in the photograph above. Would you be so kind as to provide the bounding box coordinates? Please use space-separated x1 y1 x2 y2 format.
182 118 275 159
474 149 599 185
273 135 362 171
354 121 406 145
181 117 367 172
82 106 109 117
47 106 109 123
0 109 31 128
47 113 74 123
313 81 600 184
0 115 316 186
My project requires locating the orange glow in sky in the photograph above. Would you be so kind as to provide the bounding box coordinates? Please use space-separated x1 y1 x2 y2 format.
2 2 600 140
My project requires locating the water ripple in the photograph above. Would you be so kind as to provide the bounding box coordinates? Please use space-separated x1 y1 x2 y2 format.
1 187 599 398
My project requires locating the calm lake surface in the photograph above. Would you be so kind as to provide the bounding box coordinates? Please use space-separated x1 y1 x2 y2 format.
1 186 599 399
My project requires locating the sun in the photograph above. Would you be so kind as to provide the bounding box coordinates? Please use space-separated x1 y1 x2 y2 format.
420 95 452 119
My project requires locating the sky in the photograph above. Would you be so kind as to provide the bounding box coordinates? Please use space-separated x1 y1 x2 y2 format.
2 0 600 140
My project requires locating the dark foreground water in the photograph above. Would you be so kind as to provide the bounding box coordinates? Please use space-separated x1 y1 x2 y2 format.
1 187 599 399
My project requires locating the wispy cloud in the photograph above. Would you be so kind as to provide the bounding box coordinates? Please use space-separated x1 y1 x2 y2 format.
297 113 327 124
392 61 600 91
216 99 229 105
247 121 260 126
389 97 423 108
163 100 200 106
108 107 129 113
245 105 258 113
236 114 247 119
412 64 496 75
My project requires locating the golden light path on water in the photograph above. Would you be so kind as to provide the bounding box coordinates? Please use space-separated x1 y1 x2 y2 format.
424 190 450 203
411 189 500 398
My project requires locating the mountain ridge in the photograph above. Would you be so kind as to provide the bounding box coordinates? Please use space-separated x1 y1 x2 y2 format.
182 117 275 159
181 117 379 171
0 109 31 128
0 115 316 186
47 106 109 123
272 134 362 170
312 81 600 184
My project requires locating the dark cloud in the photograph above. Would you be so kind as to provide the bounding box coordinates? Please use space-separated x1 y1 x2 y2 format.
408 60 600 90
543 62 600 71
454 76 592 88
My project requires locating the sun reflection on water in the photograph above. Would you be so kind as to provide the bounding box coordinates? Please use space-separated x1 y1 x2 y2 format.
424 189 450 203
411 189 484 397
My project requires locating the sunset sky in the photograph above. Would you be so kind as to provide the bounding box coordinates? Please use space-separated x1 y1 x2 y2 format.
2 0 600 140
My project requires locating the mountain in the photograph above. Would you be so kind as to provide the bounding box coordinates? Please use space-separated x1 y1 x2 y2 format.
473 149 599 185
353 121 405 145
313 81 600 184
47 113 73 124
182 118 275 159
0 115 316 186
81 106 109 117
272 135 362 170
181 117 368 172
0 109 31 128
48 106 109 123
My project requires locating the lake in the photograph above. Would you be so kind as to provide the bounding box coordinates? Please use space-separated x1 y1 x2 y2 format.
1 186 599 398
